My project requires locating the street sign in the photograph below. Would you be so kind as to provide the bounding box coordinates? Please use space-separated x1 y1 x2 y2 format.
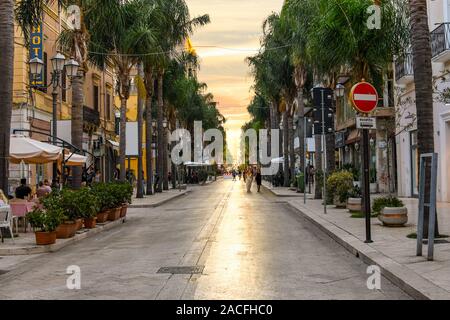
350 82 379 114
356 117 377 130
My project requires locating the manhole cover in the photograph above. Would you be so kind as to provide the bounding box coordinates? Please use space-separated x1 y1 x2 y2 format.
157 266 204 275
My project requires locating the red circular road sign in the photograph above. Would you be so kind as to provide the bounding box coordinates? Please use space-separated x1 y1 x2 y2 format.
350 82 379 114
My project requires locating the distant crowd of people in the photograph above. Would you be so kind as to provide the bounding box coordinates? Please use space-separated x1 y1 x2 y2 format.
230 166 262 193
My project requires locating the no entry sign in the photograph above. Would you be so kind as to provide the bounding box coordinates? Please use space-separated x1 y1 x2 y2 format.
350 82 379 114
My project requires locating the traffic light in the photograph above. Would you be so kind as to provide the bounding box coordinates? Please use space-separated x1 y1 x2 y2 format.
312 87 334 135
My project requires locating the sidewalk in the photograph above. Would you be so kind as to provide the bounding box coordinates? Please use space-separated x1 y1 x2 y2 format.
129 189 190 208
276 191 450 299
261 180 314 198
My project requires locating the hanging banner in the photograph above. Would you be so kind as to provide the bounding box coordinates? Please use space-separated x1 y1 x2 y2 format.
30 24 44 87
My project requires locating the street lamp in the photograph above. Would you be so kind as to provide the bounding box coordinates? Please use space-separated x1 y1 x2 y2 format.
29 52 79 186
335 83 345 98
162 118 168 128
29 57 44 77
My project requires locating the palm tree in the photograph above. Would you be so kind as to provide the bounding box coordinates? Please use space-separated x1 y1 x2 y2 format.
408 0 438 236
0 0 14 193
136 62 145 198
86 0 156 182
151 0 210 191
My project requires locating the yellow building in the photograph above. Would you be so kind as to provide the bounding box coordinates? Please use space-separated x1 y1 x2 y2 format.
10 2 118 194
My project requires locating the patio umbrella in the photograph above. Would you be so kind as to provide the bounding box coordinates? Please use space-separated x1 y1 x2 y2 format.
64 152 87 167
9 135 62 164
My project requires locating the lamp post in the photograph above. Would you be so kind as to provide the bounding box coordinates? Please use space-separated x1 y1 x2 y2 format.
29 53 79 186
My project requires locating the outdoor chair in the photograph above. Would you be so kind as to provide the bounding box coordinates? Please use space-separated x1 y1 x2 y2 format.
0 206 15 244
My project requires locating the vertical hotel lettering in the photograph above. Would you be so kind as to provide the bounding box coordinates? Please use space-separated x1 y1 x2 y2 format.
30 24 44 87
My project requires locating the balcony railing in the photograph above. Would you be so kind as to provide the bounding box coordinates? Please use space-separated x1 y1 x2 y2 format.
83 105 100 127
395 52 414 84
431 23 450 61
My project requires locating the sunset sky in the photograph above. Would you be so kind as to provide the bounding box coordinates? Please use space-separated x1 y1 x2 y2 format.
186 0 284 160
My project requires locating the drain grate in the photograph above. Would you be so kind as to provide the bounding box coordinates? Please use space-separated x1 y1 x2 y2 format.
423 239 450 244
157 266 204 275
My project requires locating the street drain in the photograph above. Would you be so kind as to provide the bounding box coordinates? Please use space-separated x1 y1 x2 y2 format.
157 266 204 275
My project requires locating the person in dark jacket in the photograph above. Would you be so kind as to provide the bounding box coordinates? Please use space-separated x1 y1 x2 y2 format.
255 167 262 192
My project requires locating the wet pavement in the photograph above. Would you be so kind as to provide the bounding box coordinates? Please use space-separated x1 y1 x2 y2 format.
0 179 410 299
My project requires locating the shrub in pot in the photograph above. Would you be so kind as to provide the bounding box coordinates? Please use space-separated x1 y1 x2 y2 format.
347 186 362 213
27 206 63 245
117 182 133 217
92 183 114 223
326 171 354 208
74 188 100 229
55 189 82 238
373 196 407 227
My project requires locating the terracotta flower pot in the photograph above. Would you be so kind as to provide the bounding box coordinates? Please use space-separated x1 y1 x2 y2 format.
84 217 97 229
35 231 57 245
108 207 121 221
75 219 83 231
96 210 110 223
120 204 128 218
56 222 77 239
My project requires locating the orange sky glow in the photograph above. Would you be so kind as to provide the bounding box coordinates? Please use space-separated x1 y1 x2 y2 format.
186 0 284 161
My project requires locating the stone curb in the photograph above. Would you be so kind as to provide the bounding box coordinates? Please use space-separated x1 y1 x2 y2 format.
129 190 190 209
0 217 126 256
261 183 312 198
284 201 450 301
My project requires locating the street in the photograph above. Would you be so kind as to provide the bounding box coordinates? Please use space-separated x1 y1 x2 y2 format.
0 180 409 300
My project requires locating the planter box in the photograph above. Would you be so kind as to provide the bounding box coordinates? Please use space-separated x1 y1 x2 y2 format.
35 231 57 245
108 207 121 221
84 217 97 229
56 222 77 239
75 219 83 231
120 205 128 218
97 210 109 223
347 198 362 213
378 207 408 227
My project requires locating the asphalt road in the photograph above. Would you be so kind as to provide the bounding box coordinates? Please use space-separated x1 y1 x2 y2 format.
0 179 410 299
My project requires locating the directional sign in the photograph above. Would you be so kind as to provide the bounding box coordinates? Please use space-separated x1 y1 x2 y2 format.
356 117 377 130
350 82 378 114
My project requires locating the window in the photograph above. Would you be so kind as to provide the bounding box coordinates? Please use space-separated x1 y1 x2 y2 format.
61 69 67 102
93 85 99 111
106 93 111 120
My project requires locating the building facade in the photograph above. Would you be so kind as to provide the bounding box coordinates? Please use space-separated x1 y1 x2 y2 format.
10 2 118 195
395 0 450 202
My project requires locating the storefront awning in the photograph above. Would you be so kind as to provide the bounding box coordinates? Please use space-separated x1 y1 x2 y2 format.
345 130 361 144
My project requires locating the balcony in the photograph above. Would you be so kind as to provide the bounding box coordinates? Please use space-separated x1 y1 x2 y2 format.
431 23 450 62
395 53 414 85
83 105 100 127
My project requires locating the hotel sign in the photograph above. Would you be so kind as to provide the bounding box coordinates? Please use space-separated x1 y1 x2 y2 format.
30 24 44 87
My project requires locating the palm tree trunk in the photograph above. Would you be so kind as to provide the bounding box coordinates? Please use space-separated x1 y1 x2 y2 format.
136 63 144 198
163 126 169 191
326 133 336 172
157 71 164 192
0 0 14 194
119 96 127 182
297 92 305 174
283 110 289 187
145 72 154 195
288 113 295 184
409 0 439 236
71 71 85 189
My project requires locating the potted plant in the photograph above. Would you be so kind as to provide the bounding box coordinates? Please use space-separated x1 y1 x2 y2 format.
108 183 123 221
92 183 114 223
27 206 63 245
374 196 407 227
346 186 362 213
55 190 79 239
74 188 100 229
118 182 133 218
326 170 354 208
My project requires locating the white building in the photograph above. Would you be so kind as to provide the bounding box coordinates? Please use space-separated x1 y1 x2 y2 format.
395 0 450 202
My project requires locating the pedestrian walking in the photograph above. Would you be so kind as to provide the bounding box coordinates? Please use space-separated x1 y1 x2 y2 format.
232 170 236 181
245 168 253 193
255 168 262 192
